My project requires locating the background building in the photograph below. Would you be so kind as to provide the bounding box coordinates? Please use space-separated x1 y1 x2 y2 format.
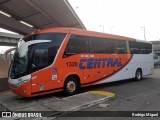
151 41 160 56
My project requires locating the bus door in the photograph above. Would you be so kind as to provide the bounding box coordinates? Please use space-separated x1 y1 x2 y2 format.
31 69 50 93
30 43 58 93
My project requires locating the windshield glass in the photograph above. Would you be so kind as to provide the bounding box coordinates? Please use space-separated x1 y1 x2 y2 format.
10 33 66 79
10 48 28 78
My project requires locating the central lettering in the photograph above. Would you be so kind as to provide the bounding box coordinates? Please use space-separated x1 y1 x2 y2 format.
79 58 123 70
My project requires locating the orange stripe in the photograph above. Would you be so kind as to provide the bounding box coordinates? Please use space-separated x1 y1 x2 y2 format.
81 54 133 87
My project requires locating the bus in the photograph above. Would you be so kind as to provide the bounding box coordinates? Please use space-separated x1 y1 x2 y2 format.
8 28 154 97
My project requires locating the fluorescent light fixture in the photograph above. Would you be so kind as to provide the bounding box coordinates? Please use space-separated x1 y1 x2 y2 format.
20 20 33 28
0 10 11 17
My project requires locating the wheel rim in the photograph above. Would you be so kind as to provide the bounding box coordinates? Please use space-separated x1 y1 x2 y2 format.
137 72 141 79
66 81 76 92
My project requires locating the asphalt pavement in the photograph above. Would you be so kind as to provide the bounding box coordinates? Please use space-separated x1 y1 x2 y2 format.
57 68 160 120
1 68 160 120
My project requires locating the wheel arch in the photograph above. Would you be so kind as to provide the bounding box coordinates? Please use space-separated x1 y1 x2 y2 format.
136 67 143 76
64 74 81 88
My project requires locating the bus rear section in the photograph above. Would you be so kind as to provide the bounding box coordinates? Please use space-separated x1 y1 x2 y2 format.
8 28 154 97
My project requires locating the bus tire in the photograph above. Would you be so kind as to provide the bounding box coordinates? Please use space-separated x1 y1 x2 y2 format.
135 69 142 81
64 76 79 96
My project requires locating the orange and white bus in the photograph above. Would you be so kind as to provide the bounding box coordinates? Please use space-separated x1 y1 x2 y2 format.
8 28 154 97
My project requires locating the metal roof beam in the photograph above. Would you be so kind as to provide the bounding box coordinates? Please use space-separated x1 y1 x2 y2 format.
0 0 11 5
0 7 39 30
66 23 82 28
23 12 41 18
64 0 86 29
0 23 27 35
38 22 54 28
24 0 62 27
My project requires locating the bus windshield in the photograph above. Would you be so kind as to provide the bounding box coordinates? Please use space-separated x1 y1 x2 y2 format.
10 47 28 78
10 33 66 79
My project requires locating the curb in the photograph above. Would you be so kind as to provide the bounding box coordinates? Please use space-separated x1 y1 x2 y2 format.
48 92 114 118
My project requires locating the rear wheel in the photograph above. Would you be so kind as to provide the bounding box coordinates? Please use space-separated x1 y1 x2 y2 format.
64 77 79 96
135 69 142 80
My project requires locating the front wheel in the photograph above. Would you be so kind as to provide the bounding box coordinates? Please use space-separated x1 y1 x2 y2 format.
64 77 79 96
135 69 142 81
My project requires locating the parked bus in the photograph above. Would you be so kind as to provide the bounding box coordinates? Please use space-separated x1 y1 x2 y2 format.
8 28 154 97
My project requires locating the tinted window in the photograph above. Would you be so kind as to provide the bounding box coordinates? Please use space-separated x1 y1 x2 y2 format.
145 43 152 54
115 40 127 54
129 42 140 54
64 35 89 57
32 46 48 68
129 41 152 54
139 42 146 54
23 33 66 42
10 33 66 79
106 39 116 54
30 42 58 71
29 33 66 72
90 37 106 53
106 39 128 54
23 34 38 42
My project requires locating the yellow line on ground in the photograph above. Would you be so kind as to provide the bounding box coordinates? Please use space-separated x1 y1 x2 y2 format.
89 91 116 99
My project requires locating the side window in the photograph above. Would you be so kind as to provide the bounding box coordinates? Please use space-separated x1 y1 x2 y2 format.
26 33 66 72
32 47 48 68
90 37 106 53
139 42 147 54
30 42 58 71
115 40 127 54
106 39 116 54
23 33 66 43
146 43 152 54
31 43 48 70
129 41 152 54
129 41 140 54
129 42 134 54
37 33 66 44
64 35 89 57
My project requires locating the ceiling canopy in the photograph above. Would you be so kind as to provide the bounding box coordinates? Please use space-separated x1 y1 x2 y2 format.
0 0 85 35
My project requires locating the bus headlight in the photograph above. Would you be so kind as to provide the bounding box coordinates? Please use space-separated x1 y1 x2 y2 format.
17 78 31 87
